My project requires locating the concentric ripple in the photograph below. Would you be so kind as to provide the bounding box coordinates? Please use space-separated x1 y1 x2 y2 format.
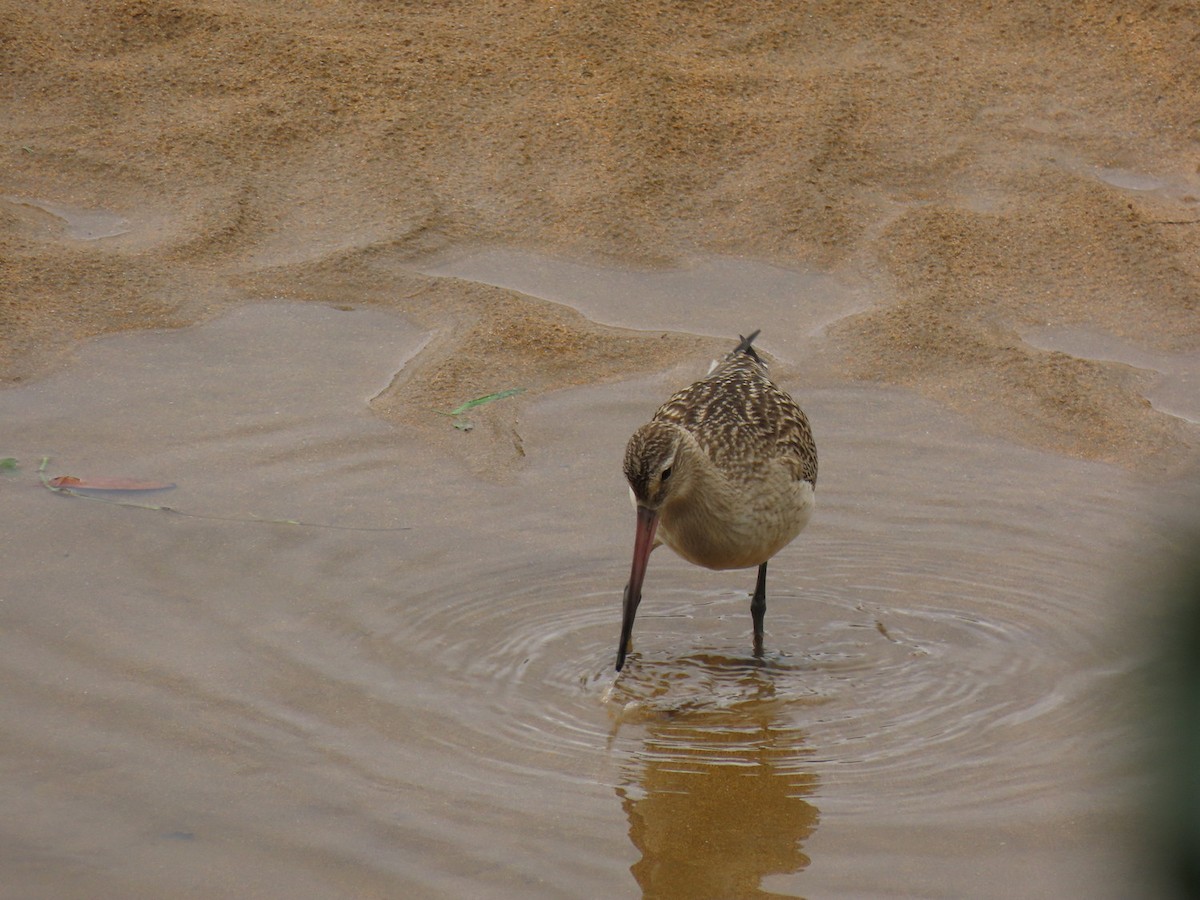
391 510 1128 821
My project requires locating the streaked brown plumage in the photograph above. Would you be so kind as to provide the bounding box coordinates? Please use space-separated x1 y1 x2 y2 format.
616 330 817 670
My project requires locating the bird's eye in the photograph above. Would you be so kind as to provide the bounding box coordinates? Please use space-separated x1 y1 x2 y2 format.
660 466 673 482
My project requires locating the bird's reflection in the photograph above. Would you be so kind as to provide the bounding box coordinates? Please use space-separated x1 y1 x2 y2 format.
612 654 819 899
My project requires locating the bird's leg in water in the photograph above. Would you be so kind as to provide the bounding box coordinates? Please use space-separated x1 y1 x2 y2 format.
751 562 768 657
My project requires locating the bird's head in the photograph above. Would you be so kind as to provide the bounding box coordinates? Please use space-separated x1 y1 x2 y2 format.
623 421 689 512
618 420 691 671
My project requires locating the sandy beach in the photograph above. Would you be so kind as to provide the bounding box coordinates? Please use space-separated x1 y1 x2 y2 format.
3 1 1197 472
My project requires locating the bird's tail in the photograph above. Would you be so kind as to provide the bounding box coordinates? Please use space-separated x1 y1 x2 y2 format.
707 329 764 375
729 329 763 363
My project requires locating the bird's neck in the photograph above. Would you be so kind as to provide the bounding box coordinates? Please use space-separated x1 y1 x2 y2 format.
666 430 739 524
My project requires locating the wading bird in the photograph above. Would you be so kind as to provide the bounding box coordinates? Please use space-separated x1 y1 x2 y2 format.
616 331 817 670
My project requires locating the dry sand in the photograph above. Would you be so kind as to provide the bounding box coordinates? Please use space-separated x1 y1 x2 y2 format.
2 1 1198 472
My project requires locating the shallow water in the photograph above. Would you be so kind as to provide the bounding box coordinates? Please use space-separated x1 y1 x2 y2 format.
1 195 132 241
419 249 872 341
1023 324 1200 424
0 265 1186 897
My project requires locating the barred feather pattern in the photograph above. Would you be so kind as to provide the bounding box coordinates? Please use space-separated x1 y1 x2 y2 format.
651 337 817 488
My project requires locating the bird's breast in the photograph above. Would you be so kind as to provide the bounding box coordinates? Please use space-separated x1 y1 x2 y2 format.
659 477 814 571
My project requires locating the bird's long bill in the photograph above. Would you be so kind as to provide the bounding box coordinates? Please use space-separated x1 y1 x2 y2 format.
616 504 659 671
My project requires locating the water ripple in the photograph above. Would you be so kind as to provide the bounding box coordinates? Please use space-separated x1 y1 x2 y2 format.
396 521 1116 818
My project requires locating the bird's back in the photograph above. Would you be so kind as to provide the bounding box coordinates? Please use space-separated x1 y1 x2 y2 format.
652 337 817 488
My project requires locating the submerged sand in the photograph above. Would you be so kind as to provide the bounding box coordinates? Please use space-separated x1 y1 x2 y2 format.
2 1 1198 471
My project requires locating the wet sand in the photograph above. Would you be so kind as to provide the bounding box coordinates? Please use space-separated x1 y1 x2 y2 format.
2 2 1200 897
3 1 1198 472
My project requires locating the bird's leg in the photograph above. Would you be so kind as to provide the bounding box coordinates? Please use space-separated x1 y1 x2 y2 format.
751 562 768 657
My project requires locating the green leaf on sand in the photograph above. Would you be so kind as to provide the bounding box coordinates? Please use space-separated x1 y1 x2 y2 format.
447 388 525 417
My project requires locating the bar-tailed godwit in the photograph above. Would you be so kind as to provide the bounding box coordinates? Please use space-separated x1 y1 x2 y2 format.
616 330 817 670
